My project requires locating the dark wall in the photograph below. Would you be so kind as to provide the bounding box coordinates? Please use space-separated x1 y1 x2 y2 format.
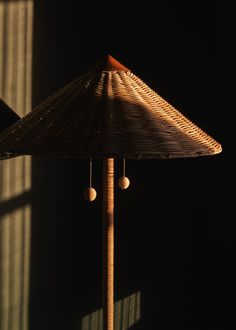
30 1 233 329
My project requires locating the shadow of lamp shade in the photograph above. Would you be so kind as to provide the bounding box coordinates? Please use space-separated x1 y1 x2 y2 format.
0 55 222 330
0 98 20 159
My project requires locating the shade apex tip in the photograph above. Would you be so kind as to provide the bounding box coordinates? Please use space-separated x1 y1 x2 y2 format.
104 54 130 72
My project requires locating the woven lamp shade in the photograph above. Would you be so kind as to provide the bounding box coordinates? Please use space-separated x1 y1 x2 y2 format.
0 98 20 159
0 55 221 158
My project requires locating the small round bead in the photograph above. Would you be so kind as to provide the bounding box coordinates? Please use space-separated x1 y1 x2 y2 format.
118 176 130 190
84 187 97 201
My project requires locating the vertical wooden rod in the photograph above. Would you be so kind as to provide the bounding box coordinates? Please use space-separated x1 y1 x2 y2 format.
103 157 114 330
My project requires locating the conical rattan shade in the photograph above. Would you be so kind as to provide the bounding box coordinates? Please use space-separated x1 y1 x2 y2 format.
0 98 20 159
0 55 221 159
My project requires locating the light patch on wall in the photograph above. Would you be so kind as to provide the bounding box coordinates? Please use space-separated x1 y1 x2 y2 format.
0 156 31 201
0 205 31 330
81 291 141 330
0 1 33 330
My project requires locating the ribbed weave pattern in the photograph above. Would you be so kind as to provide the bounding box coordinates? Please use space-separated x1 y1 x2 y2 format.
0 57 221 159
103 158 114 330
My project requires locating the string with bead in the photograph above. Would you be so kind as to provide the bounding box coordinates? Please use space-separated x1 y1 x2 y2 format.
118 157 130 189
84 158 97 201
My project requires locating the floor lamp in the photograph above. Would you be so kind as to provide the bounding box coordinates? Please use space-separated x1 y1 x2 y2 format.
0 55 222 330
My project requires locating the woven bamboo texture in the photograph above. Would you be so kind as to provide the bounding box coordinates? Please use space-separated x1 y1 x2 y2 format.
0 55 222 159
0 98 20 159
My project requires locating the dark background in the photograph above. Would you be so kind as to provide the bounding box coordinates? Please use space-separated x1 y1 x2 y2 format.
30 1 234 329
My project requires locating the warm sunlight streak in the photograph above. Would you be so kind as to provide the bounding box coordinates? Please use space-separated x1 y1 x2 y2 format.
81 291 141 330
0 205 31 330
0 1 33 329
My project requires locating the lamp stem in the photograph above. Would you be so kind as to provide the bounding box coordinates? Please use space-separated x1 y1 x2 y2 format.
103 157 114 330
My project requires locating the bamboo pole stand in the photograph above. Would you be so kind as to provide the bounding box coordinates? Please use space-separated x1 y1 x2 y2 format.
103 158 114 330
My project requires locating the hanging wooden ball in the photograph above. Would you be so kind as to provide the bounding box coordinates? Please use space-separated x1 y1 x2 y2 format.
84 187 97 201
118 176 130 190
